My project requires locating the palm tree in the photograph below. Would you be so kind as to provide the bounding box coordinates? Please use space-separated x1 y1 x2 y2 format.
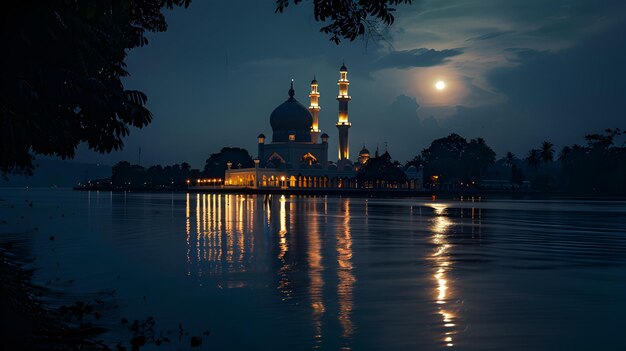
505 152 516 167
558 146 572 166
526 149 541 170
540 141 554 162
540 141 554 174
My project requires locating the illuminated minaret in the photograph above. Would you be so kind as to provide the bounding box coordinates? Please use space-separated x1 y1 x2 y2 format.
309 75 321 143
336 63 351 161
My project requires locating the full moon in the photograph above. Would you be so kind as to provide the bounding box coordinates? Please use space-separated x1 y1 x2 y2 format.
435 80 446 90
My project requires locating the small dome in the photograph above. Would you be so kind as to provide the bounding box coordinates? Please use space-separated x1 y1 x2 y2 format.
340 63 347 71
258 133 266 138
311 75 317 84
320 133 329 139
359 146 370 155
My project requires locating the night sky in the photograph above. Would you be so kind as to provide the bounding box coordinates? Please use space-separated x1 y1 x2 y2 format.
72 0 626 168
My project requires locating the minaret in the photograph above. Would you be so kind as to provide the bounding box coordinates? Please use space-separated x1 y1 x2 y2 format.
336 62 351 161
309 75 321 143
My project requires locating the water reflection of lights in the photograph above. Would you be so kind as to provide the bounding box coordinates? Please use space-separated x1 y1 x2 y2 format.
277 195 292 300
278 195 288 260
184 195 356 347
185 193 190 276
427 203 458 348
337 198 355 342
308 199 325 348
185 194 256 284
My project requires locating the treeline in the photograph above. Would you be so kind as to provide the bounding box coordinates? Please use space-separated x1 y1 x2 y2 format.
356 150 408 187
523 128 626 194
110 161 201 189
406 128 625 195
405 134 496 188
105 147 254 189
353 134 496 189
361 128 625 195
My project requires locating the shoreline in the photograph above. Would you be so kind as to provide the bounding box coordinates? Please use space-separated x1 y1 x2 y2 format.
68 186 626 200
1 186 624 200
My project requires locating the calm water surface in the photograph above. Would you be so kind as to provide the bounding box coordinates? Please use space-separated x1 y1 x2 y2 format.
1 189 626 350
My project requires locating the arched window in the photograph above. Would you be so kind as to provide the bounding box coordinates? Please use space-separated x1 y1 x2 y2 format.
267 152 286 165
301 152 318 166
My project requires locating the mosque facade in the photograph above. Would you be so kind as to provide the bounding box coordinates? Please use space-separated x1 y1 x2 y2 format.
221 64 422 190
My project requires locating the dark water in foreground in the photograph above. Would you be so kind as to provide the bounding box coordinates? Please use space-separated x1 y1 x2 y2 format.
1 189 626 350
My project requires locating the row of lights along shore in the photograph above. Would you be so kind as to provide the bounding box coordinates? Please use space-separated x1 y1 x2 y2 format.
192 178 223 184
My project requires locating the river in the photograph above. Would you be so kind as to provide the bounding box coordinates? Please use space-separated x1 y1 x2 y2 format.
1 189 625 350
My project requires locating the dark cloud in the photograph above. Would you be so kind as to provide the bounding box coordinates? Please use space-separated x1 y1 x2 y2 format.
504 48 549 63
467 30 515 41
370 48 462 71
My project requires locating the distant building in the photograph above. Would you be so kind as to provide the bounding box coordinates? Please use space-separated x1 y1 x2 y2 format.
357 146 370 167
405 165 424 190
478 179 531 190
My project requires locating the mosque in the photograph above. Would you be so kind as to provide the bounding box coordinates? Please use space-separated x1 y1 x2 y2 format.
222 63 423 189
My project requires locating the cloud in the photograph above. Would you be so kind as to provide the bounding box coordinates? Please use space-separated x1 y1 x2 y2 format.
370 48 463 71
467 30 515 41
503 48 549 63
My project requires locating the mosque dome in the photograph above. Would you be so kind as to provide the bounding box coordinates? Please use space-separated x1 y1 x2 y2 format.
270 83 313 142
359 146 370 155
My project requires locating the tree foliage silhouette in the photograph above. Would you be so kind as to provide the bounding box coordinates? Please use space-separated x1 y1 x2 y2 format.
505 152 516 167
560 128 626 194
419 133 496 185
111 160 200 189
356 150 407 186
275 0 413 44
203 147 254 179
1 0 190 177
525 149 541 169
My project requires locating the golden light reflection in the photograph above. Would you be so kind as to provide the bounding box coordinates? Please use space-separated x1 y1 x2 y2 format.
185 193 256 285
307 199 325 348
225 195 233 264
237 196 244 265
186 193 190 276
427 202 460 348
277 195 292 300
196 194 201 274
278 195 287 260
265 195 272 226
337 198 355 342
